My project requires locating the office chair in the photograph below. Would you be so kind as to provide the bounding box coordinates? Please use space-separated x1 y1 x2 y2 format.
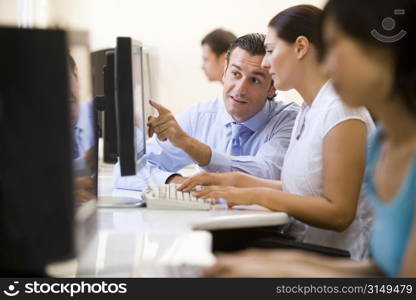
211 226 350 258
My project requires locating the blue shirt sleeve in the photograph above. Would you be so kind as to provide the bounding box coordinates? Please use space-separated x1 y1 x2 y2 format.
76 101 95 155
112 105 196 190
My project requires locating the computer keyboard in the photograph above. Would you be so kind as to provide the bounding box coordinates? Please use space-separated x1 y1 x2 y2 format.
143 183 211 210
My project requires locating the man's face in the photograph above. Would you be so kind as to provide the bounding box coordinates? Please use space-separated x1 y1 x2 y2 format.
222 47 275 122
201 44 225 82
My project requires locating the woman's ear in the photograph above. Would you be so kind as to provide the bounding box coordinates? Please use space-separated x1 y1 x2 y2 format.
294 36 310 60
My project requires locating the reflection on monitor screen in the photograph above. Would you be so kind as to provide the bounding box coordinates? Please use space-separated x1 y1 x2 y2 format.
132 43 146 159
67 31 97 253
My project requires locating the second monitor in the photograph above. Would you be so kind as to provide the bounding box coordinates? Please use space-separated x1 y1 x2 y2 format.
115 37 147 176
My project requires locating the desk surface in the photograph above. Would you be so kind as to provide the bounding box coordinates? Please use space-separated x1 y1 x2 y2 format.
49 161 289 277
73 205 288 277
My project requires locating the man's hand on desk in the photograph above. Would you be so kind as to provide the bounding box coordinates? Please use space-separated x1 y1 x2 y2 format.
147 100 212 166
74 176 94 203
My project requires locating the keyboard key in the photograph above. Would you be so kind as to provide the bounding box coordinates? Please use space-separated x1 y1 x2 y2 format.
177 190 183 200
143 184 211 210
169 184 176 199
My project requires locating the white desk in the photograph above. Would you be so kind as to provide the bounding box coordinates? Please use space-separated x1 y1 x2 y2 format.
52 162 289 277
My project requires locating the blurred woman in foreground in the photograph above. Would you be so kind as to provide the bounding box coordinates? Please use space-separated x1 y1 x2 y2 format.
203 0 416 277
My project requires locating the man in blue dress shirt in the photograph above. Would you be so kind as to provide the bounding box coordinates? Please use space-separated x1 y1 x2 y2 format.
114 33 299 191
68 54 95 177
68 54 96 203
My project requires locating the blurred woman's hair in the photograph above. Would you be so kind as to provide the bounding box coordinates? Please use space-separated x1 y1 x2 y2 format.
321 0 416 115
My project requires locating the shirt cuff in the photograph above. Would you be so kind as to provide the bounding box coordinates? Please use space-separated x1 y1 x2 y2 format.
201 149 232 172
157 170 181 184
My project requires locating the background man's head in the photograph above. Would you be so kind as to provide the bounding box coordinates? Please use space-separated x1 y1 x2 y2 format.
68 54 80 127
222 33 276 123
201 29 237 82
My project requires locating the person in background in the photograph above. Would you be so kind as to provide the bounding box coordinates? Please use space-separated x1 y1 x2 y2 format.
201 28 237 83
68 54 95 173
180 5 374 260
68 54 96 203
203 0 416 277
113 34 299 191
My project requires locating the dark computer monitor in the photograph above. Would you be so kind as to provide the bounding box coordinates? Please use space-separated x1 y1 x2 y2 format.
91 48 114 101
114 37 147 176
0 27 74 276
102 51 119 164
92 49 119 164
0 27 97 276
91 48 111 139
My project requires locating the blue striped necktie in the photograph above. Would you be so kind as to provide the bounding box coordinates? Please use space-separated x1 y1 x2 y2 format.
73 126 81 159
230 122 252 156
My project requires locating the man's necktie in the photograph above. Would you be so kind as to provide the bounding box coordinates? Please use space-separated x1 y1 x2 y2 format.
230 122 252 156
73 126 81 159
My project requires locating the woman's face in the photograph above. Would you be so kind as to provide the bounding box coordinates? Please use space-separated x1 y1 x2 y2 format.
322 16 395 108
262 27 300 91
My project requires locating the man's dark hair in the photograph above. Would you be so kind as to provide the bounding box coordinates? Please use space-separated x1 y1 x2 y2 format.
201 28 237 57
226 33 266 65
321 0 416 116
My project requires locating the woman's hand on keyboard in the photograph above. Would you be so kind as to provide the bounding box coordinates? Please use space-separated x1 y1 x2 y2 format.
191 185 266 207
177 172 238 192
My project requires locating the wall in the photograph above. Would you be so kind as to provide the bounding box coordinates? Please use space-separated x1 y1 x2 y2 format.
1 0 326 113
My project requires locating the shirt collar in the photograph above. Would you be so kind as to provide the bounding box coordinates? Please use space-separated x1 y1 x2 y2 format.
308 80 337 109
220 98 270 132
73 125 83 135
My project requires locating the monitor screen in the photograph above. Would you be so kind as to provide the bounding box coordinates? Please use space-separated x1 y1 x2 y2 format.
132 41 146 161
67 31 98 253
142 50 154 138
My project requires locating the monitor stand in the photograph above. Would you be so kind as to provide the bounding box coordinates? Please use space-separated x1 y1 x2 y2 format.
97 195 145 208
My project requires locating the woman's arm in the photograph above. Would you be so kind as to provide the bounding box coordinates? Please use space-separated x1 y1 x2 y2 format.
178 171 282 192
204 249 383 277
195 120 368 231
401 218 416 277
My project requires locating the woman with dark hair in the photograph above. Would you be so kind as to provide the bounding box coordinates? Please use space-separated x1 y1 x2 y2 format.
202 0 416 277
179 4 374 260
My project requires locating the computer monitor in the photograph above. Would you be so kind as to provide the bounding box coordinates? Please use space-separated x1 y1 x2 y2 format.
115 37 147 176
92 49 119 164
0 27 97 276
0 27 73 276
